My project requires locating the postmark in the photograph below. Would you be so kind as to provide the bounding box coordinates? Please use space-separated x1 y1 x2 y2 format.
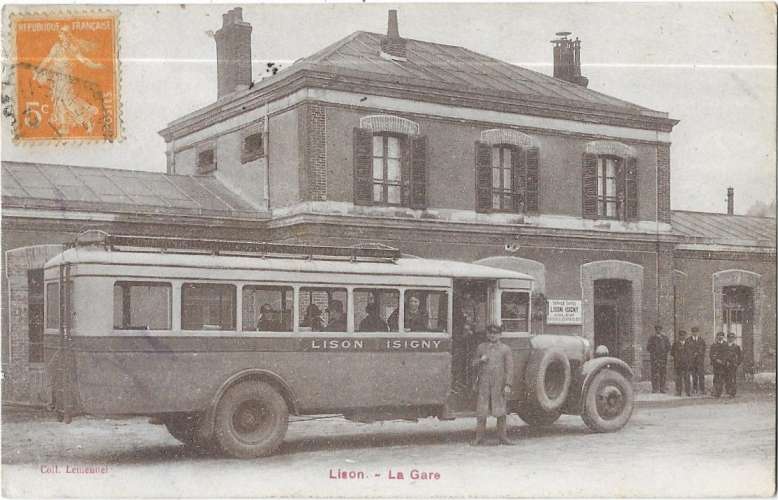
10 11 120 142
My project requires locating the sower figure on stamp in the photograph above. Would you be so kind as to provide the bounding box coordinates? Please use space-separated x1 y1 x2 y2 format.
647 325 671 393
686 326 706 394
471 324 514 446
709 332 728 397
725 332 743 397
671 330 691 396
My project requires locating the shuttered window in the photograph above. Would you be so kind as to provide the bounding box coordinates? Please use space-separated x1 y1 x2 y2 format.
353 128 427 208
475 141 539 213
582 153 639 220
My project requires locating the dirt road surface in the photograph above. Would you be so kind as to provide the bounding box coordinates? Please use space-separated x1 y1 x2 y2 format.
2 394 774 497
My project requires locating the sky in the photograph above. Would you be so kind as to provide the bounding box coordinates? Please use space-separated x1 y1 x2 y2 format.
2 2 775 215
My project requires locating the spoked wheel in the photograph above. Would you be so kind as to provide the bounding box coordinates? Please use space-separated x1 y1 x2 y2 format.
581 369 634 432
214 381 288 458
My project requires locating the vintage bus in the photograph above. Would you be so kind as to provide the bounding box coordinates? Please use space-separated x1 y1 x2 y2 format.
44 231 634 458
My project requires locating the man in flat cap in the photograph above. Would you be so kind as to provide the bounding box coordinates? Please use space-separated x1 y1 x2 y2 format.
671 330 691 396
471 324 514 446
647 325 671 393
724 332 743 397
709 331 728 397
686 326 706 395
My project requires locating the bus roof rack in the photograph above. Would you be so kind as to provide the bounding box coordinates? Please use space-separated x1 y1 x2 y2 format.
70 230 401 262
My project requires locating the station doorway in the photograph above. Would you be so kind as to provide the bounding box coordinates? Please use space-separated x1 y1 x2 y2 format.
593 279 632 360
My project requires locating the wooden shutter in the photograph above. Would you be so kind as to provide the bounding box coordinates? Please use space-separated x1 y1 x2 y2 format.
511 147 526 213
475 141 493 212
582 152 598 219
409 135 428 209
525 146 540 213
353 128 373 206
625 156 639 220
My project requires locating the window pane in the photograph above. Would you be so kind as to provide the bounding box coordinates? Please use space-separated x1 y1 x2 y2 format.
182 283 235 330
503 166 512 188
502 292 529 332
387 137 400 159
503 194 513 210
113 282 172 330
404 290 448 332
372 136 383 157
387 185 401 204
46 283 59 329
372 158 384 180
605 172 616 196
387 159 401 181
491 147 500 168
492 167 501 189
503 148 511 168
355 289 399 332
299 288 347 332
492 193 501 209
373 184 384 202
597 161 606 197
606 201 616 217
243 286 293 332
606 159 616 178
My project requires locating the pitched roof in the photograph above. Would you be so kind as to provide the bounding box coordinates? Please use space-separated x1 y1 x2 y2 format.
672 210 776 248
300 31 659 115
2 162 265 219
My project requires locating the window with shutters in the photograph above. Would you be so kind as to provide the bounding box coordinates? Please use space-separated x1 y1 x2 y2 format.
475 141 539 214
583 152 638 221
354 127 427 209
372 134 404 205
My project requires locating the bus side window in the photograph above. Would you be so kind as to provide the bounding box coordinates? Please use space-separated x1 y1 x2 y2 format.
113 281 172 330
501 291 529 332
403 290 448 333
181 283 236 331
242 286 293 332
354 289 399 332
299 287 347 332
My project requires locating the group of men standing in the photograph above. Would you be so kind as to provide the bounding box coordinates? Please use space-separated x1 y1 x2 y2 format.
647 325 743 397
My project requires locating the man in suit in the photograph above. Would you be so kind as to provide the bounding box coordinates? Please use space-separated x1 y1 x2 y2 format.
725 332 743 397
671 330 691 396
647 325 671 393
471 324 514 446
324 300 347 332
709 331 728 398
686 326 706 395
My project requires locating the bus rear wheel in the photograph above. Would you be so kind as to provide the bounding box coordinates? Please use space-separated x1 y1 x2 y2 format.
214 381 289 458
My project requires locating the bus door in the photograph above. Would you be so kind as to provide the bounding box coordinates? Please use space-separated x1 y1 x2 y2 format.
450 280 491 400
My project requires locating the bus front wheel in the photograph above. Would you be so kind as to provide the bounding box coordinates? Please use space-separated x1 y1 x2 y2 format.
214 381 289 458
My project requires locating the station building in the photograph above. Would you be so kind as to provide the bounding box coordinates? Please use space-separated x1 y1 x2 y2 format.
3 8 775 404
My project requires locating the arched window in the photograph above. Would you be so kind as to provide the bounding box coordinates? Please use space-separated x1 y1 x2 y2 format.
475 129 540 214
582 141 638 220
353 115 427 208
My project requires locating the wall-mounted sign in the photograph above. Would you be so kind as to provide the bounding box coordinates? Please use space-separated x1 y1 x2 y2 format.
547 299 582 325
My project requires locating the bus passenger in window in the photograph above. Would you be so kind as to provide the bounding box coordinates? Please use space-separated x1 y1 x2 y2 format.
358 303 389 332
404 294 429 331
324 300 346 332
255 304 275 331
304 304 323 330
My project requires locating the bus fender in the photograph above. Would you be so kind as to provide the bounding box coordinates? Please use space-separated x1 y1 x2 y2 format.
569 357 633 413
200 369 300 437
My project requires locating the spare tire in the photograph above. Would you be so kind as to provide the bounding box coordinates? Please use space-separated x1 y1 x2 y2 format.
524 348 571 413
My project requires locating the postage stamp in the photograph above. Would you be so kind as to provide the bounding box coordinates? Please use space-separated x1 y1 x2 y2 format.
9 11 120 142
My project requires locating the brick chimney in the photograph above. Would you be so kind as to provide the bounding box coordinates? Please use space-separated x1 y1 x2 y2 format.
727 187 734 215
380 10 407 61
215 7 252 98
551 32 588 87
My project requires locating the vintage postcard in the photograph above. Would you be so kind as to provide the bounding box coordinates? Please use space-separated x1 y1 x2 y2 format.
1 2 775 498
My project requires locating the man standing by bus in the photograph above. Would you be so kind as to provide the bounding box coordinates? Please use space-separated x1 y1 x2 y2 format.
710 331 728 397
647 325 671 393
471 324 514 446
686 326 706 395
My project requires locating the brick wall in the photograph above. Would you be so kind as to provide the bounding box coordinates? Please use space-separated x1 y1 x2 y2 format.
657 143 671 224
299 103 327 201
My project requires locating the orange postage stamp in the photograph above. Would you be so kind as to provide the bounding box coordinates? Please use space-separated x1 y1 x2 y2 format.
11 11 120 142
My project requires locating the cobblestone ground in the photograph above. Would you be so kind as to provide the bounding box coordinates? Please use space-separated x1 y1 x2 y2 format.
2 392 774 498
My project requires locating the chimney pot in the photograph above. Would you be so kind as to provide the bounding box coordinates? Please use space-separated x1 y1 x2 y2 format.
727 187 734 215
551 32 588 87
215 7 253 98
